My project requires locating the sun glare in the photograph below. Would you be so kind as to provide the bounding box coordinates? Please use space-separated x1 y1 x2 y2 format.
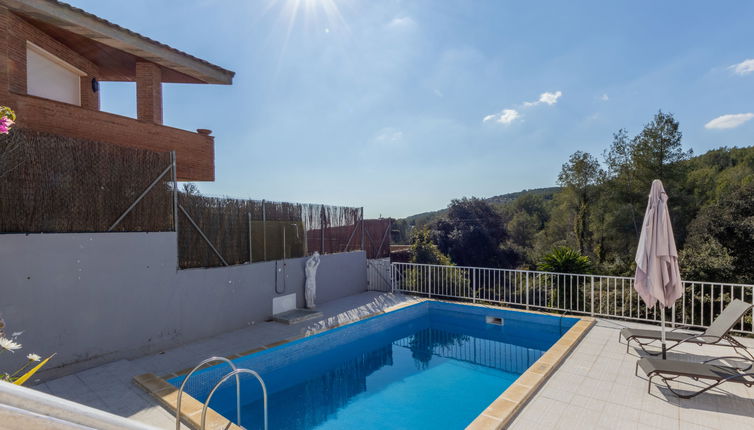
270 0 349 35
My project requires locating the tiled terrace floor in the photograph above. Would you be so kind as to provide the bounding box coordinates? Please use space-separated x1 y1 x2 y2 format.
510 318 754 430
32 292 754 429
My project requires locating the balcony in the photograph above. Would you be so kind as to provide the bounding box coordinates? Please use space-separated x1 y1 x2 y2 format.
10 92 214 181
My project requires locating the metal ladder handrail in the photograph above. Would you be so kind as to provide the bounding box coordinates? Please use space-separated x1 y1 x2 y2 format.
201 368 268 430
176 357 240 430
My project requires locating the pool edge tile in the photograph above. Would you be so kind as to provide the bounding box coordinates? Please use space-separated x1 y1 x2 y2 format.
467 314 596 429
133 372 243 430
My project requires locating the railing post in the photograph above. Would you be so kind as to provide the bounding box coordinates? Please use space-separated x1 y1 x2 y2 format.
671 303 676 328
590 276 595 316
472 268 477 303
390 263 395 293
428 266 432 299
525 273 529 310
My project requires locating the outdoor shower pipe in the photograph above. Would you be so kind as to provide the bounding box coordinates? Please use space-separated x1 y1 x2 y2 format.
275 224 300 294
201 368 268 430
176 357 240 430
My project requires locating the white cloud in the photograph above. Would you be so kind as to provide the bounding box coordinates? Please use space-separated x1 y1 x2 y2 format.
484 90 562 126
539 91 562 105
730 59 754 76
704 113 754 129
600 93 609 101
523 91 563 107
483 109 520 125
372 127 404 144
388 16 415 28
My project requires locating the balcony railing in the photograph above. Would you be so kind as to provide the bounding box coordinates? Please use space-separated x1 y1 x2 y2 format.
390 262 754 335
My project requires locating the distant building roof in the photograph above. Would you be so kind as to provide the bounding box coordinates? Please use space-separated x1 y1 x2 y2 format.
1 0 234 84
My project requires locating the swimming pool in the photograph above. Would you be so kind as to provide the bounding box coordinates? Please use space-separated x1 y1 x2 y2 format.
169 301 579 429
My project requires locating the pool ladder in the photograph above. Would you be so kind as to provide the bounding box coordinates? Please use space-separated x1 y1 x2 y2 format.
175 356 268 430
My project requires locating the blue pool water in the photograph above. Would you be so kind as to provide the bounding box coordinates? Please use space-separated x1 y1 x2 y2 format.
169 302 578 430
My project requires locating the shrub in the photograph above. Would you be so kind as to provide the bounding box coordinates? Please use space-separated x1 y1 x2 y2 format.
538 246 591 274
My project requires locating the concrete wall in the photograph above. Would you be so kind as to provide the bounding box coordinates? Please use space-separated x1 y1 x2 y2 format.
0 232 366 376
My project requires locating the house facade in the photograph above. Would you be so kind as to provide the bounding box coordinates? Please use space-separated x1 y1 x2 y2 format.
0 0 234 180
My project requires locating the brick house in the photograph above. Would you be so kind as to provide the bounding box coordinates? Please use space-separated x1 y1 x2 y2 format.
0 0 234 181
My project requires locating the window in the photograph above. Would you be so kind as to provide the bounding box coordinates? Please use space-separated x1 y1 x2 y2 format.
26 42 85 106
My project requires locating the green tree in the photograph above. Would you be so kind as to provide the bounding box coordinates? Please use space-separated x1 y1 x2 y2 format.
632 111 691 187
630 111 693 244
603 128 641 237
557 151 603 254
680 181 754 283
505 194 549 248
431 197 519 268
409 228 451 265
679 235 735 282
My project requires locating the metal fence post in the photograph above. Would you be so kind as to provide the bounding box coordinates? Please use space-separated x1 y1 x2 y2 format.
391 263 395 293
171 151 178 270
671 304 676 328
428 266 432 299
171 151 178 232
248 212 252 263
472 269 477 303
320 207 326 254
590 276 595 316
262 200 267 261
360 207 365 252
525 273 529 310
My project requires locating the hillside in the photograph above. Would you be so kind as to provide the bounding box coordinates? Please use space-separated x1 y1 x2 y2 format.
393 187 560 243
403 187 559 224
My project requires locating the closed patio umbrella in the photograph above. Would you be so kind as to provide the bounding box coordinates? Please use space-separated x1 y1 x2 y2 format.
634 179 683 359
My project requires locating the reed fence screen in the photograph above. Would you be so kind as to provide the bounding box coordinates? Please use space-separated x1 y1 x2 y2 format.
0 128 367 269
177 195 364 269
305 218 392 259
0 128 173 233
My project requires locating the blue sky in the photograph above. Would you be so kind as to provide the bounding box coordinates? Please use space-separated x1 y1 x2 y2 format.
68 0 754 218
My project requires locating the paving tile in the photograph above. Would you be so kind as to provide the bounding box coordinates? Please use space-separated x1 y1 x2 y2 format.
571 393 606 412
510 317 754 430
534 398 568 428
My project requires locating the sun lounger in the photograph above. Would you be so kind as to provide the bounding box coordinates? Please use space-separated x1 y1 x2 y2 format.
636 356 754 398
620 299 753 358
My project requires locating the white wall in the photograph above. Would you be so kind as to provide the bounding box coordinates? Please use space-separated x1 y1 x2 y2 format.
0 232 367 377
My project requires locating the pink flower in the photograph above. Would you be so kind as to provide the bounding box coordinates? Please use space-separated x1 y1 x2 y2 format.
0 116 13 134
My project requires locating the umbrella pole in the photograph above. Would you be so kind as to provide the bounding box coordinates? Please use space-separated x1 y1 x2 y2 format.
661 307 667 359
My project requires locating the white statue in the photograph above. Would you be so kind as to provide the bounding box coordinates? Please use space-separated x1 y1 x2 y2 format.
304 252 320 309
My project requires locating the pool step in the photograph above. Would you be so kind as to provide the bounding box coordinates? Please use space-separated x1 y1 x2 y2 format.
273 308 323 325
